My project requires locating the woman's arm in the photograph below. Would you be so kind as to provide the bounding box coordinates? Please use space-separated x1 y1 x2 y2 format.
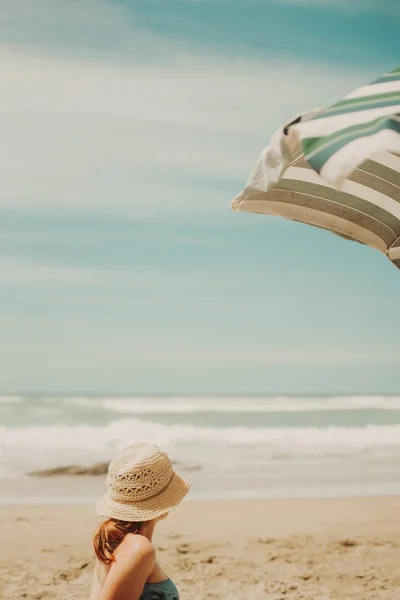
98 535 155 600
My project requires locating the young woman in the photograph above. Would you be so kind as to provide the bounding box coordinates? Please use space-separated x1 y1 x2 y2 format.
90 443 190 600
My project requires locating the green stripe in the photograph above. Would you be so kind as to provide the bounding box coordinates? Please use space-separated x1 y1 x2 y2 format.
337 91 400 109
374 74 400 84
358 159 400 191
349 168 400 202
312 93 400 120
302 116 400 173
269 186 393 247
374 67 400 81
302 116 400 167
368 66 400 85
273 180 399 246
293 152 400 195
241 186 381 245
302 119 382 158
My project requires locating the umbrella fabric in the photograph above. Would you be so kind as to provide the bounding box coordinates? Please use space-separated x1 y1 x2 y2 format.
232 67 400 270
298 66 400 187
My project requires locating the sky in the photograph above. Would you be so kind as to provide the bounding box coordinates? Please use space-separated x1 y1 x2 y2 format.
0 0 399 395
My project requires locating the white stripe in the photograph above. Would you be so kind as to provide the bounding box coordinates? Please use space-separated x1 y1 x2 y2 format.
294 106 400 139
382 71 400 78
231 197 388 252
304 118 400 168
388 246 400 260
369 151 400 172
282 166 400 218
320 129 400 188
345 81 400 100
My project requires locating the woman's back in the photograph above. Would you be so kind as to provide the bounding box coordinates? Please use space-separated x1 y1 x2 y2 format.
90 533 179 600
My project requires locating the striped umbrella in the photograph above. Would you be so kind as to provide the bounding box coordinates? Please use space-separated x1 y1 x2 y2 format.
232 66 400 270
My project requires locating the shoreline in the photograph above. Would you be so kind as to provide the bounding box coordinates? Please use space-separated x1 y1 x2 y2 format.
3 470 400 505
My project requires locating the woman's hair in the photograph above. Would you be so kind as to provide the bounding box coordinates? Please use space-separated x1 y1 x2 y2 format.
93 518 143 565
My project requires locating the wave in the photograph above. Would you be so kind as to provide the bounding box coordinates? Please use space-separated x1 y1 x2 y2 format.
2 418 400 475
3 419 400 449
62 395 400 414
0 396 23 404
3 419 400 450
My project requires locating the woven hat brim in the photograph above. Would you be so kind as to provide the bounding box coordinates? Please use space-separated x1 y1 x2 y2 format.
95 471 190 522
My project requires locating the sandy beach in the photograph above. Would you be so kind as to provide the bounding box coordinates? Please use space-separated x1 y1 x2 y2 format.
1 496 400 599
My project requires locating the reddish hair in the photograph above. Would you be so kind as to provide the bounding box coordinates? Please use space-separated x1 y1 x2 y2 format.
93 518 143 565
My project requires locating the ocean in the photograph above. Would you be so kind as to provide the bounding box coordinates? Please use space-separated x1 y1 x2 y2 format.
1 395 400 504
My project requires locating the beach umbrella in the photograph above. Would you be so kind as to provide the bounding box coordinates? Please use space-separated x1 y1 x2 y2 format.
231 66 400 269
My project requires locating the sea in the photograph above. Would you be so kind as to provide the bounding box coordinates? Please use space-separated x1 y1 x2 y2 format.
1 395 400 504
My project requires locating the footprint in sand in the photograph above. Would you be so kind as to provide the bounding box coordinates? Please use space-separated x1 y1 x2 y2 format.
255 537 275 545
338 539 358 549
176 543 190 554
201 556 216 564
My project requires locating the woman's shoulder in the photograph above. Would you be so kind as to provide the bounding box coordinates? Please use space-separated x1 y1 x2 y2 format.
116 534 155 565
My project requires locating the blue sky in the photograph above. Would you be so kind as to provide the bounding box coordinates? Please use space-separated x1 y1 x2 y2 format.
0 0 399 395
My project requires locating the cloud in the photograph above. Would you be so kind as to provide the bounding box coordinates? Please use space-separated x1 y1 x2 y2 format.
0 257 120 285
0 0 160 58
0 50 373 215
276 0 398 12
0 0 396 60
0 257 209 288
79 344 400 366
150 0 399 15
1 332 397 367
0 0 387 216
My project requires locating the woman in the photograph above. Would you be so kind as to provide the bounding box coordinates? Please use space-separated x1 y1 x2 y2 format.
90 443 190 600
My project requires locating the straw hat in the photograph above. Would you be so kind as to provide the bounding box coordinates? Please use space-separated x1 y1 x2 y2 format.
96 443 190 522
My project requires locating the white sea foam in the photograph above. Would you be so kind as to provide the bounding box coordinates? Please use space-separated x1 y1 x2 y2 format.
3 419 400 449
1 418 400 478
0 396 23 404
3 419 400 450
64 395 400 414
